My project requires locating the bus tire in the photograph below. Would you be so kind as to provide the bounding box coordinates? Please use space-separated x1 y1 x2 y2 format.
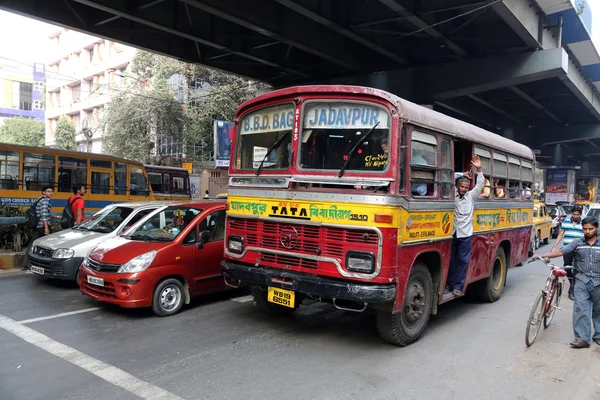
250 286 297 315
376 262 432 346
477 247 507 303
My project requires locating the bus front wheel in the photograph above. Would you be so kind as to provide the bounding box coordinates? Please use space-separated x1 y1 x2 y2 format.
376 262 433 346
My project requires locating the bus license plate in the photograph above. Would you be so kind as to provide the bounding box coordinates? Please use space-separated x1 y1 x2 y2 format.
87 276 104 287
30 265 45 275
267 287 295 308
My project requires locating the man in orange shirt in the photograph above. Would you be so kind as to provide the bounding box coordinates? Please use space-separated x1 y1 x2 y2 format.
69 184 86 224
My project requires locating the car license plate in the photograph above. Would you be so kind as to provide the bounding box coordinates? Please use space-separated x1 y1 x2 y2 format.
267 287 295 308
30 265 45 276
87 276 104 287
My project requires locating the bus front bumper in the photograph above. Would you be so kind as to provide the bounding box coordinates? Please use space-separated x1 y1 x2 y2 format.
221 261 396 303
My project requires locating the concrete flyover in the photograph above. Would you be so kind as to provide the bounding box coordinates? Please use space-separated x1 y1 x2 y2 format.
2 0 600 163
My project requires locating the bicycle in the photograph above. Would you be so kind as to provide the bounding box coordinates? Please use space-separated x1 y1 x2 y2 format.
525 256 572 347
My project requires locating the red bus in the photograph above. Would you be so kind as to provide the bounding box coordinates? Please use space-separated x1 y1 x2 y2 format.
221 85 535 346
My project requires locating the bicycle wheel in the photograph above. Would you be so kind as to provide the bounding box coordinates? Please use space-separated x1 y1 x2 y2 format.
544 281 562 328
526 292 546 347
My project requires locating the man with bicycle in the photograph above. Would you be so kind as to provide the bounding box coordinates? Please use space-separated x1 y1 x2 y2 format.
536 216 600 348
552 205 584 300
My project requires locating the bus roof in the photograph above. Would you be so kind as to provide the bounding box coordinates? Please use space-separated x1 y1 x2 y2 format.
144 164 189 173
0 142 144 165
237 85 535 161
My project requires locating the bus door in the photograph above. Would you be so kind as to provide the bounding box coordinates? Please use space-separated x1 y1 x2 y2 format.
89 160 113 197
129 166 150 199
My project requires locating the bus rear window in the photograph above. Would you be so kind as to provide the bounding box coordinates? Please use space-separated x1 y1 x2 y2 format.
299 102 390 172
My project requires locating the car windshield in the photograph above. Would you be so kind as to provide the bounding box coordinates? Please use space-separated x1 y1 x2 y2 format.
77 206 134 233
235 104 294 171
547 206 557 216
299 102 391 172
562 205 573 214
586 208 600 221
124 206 202 241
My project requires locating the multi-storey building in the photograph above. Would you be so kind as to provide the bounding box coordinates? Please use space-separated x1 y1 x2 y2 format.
45 27 136 153
0 59 45 125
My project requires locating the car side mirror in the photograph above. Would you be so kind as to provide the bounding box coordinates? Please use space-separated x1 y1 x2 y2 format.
197 230 211 249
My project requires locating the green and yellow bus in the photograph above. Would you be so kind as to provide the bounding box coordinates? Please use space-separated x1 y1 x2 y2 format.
0 143 154 213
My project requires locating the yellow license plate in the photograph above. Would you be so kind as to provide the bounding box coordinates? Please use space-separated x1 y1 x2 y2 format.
267 287 295 308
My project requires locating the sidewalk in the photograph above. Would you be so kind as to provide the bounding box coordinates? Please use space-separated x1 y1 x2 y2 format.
0 252 26 272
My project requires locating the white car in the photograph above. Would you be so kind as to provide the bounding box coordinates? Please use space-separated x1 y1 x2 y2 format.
27 201 168 282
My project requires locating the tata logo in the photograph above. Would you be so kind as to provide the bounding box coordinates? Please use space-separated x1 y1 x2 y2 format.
279 226 299 249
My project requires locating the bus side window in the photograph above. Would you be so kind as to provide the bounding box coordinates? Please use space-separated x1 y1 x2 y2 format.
114 163 127 195
410 131 437 197
474 147 491 199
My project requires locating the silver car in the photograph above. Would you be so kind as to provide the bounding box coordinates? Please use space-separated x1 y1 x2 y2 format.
27 201 169 283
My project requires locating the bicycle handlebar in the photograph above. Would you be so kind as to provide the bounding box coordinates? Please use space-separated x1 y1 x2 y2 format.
528 256 574 270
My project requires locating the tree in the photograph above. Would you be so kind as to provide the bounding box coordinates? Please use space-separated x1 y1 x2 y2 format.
102 81 186 163
54 116 77 150
102 50 269 164
0 117 45 146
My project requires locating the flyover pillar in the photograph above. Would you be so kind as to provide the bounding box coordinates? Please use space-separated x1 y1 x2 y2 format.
501 128 515 140
552 144 566 166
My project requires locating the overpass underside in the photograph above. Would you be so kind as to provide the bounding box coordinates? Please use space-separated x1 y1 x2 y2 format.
3 0 600 166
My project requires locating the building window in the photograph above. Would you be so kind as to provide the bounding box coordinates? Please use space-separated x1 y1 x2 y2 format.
19 101 32 111
33 100 42 110
33 81 44 91
72 84 81 102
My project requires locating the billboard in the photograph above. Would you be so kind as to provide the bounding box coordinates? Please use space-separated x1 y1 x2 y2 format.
545 169 569 204
575 177 598 201
214 120 234 168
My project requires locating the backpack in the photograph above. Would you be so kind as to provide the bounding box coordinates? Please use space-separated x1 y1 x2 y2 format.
25 197 42 229
61 197 78 229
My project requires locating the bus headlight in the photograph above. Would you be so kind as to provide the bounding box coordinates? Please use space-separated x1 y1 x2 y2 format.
228 236 244 254
346 251 375 274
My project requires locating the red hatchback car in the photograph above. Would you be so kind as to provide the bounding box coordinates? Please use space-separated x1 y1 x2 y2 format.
79 200 228 316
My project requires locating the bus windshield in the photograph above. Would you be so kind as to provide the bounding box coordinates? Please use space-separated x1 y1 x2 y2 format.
235 104 294 171
299 102 391 173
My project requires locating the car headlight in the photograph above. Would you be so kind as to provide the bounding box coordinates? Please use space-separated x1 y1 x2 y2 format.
228 235 244 254
117 250 157 273
346 251 375 274
53 248 75 259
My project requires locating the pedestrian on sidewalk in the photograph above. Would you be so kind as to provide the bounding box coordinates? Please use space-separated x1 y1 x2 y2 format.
68 184 86 225
535 216 600 349
552 205 584 300
31 185 54 241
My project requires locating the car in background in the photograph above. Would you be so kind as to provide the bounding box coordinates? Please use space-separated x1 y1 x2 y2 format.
532 201 552 250
547 204 567 238
79 199 228 317
584 203 600 221
27 202 167 283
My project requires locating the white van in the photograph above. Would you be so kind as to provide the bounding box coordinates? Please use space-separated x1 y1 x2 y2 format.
27 201 168 283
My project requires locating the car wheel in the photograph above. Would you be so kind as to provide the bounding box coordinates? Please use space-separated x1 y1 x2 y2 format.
152 278 185 317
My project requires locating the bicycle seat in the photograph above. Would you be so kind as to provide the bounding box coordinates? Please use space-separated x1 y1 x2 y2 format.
552 268 567 277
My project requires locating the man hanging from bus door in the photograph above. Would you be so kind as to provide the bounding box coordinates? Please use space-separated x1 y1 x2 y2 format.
446 155 485 296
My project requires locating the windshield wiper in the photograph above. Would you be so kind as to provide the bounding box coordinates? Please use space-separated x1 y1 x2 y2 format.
125 233 150 241
337 122 380 178
255 131 291 176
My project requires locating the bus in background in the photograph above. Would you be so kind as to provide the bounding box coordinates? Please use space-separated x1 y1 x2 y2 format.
0 143 152 213
144 165 191 200
221 85 535 346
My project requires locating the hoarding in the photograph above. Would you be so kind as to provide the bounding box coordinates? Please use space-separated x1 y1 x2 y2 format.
214 120 234 168
545 169 568 204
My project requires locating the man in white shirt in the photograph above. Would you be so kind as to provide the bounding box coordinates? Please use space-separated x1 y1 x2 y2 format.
446 155 484 296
